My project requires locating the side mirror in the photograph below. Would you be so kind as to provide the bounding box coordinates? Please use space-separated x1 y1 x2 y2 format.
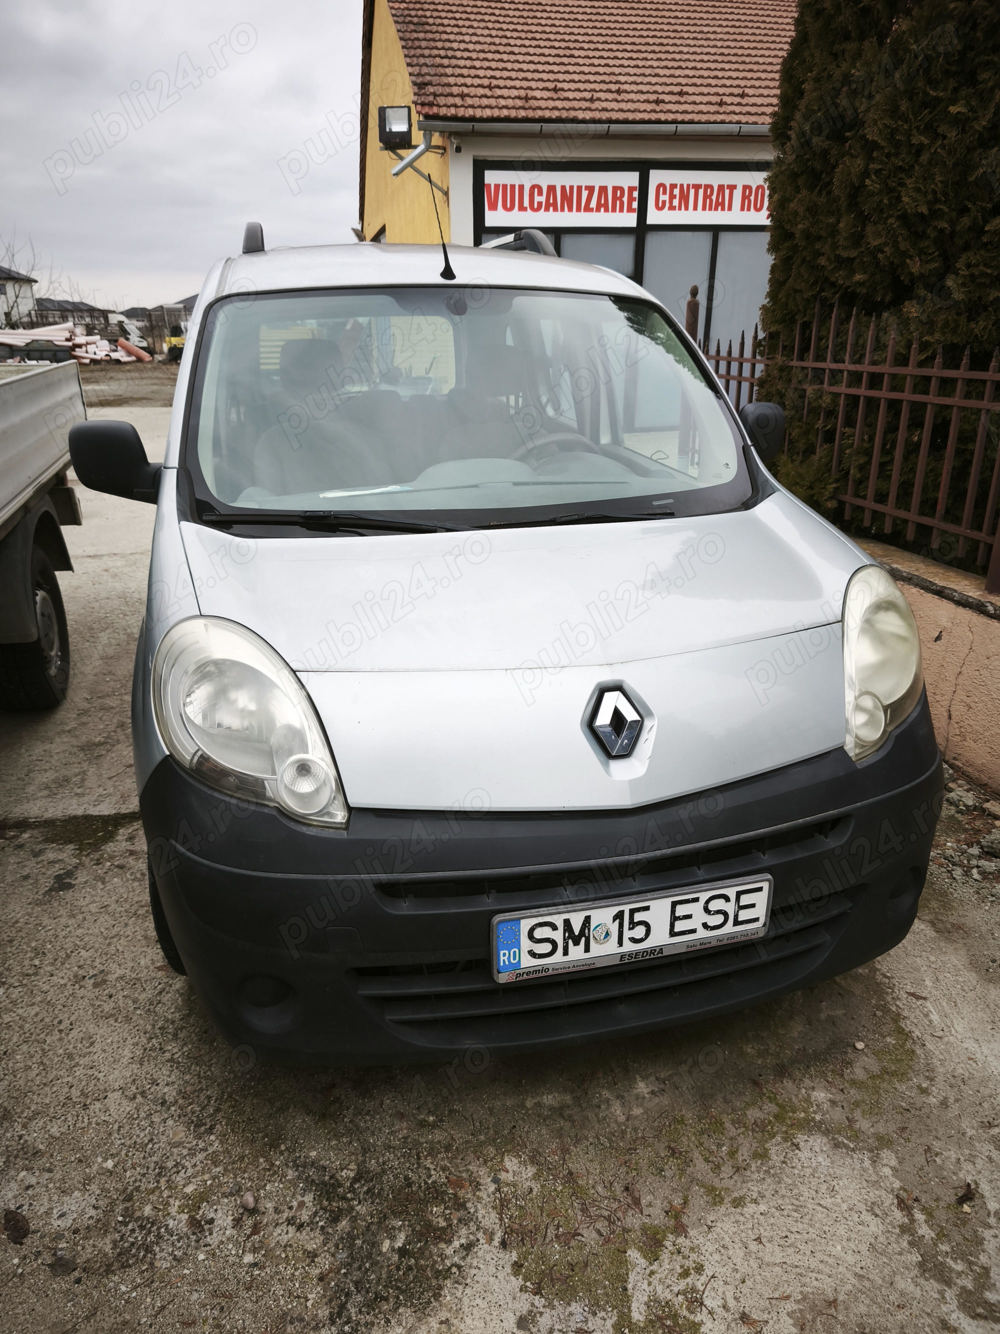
738 401 786 463
69 420 161 504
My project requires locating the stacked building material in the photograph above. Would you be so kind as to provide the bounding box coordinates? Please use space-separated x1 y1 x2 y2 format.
0 323 140 364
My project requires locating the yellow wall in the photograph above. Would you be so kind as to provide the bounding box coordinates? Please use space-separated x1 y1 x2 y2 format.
363 0 450 243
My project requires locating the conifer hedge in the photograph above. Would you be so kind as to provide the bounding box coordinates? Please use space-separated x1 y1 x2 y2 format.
763 0 1000 358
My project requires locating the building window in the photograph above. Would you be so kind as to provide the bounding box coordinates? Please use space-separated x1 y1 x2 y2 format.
709 230 770 350
559 232 636 280
642 231 713 339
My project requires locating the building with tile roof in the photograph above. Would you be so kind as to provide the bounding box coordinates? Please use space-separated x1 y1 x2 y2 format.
389 0 793 125
360 0 796 351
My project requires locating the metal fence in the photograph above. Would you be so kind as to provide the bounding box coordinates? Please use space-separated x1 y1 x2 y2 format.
702 309 1000 595
703 327 766 412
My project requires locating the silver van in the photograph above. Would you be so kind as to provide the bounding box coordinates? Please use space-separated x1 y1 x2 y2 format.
70 231 942 1062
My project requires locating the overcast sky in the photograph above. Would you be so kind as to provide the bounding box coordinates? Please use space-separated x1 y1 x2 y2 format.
0 1 363 309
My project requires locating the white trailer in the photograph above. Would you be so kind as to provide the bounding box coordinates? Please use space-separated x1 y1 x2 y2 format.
0 361 86 707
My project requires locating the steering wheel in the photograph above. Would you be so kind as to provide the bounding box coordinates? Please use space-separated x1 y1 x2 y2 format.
511 430 598 463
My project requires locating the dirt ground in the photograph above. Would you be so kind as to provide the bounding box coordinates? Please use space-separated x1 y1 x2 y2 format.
77 360 180 410
0 366 998 1333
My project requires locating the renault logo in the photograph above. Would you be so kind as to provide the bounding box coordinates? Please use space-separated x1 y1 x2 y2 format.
589 688 643 758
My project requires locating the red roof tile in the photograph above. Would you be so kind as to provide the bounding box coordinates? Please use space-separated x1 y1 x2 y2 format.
387 0 796 125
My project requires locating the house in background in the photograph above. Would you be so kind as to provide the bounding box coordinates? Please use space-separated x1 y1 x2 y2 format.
0 264 38 327
32 296 106 331
360 0 795 352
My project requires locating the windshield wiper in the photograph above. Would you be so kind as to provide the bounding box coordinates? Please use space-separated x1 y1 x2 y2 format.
198 507 457 535
499 508 676 528
197 504 675 534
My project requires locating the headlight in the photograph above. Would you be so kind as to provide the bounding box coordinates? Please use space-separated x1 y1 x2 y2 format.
152 617 349 826
842 565 923 761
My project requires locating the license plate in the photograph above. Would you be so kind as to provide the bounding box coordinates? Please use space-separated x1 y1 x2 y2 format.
492 876 772 984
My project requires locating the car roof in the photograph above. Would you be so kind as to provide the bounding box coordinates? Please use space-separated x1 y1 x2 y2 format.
208 242 650 303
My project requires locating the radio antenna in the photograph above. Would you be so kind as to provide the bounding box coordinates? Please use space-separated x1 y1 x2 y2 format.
429 175 456 281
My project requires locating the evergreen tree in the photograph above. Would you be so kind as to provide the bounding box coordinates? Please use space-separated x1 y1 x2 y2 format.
764 0 1000 356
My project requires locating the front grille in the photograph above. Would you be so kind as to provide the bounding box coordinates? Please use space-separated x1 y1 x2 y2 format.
351 887 854 1046
372 815 847 909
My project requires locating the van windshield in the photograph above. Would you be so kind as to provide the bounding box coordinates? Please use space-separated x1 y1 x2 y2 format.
186 287 751 525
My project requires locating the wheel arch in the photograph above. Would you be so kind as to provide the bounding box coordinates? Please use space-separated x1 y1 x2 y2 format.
0 499 72 643
31 505 73 572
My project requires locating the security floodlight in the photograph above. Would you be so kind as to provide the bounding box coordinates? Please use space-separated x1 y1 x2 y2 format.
378 105 413 151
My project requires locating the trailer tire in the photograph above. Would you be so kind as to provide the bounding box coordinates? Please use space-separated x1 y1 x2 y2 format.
0 547 71 710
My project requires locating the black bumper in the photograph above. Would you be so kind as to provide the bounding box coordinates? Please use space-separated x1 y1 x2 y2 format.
142 698 942 1064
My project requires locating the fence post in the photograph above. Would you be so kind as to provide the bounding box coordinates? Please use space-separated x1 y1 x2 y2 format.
749 323 760 405
815 299 840 456
931 346 970 551
802 298 821 425
987 521 1000 595
734 329 746 409
906 348 944 542
831 310 858 477
968 349 1000 563
885 337 920 534
862 328 897 527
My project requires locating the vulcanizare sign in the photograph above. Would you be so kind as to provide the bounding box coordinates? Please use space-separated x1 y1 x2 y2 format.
483 171 640 228
482 168 769 228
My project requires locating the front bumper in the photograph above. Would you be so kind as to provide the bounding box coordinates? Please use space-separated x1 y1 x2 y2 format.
142 697 942 1063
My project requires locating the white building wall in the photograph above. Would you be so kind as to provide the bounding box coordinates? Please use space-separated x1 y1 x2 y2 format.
1 280 37 327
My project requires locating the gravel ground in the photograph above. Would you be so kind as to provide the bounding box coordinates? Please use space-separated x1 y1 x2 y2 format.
0 365 998 1333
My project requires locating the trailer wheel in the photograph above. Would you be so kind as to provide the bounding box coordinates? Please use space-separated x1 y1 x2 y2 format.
148 857 186 974
0 548 70 710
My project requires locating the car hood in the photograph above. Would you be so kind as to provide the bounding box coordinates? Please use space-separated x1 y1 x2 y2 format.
178 492 867 811
181 491 861 675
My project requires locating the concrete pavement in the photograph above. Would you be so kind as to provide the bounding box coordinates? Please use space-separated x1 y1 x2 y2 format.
1 378 998 1334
